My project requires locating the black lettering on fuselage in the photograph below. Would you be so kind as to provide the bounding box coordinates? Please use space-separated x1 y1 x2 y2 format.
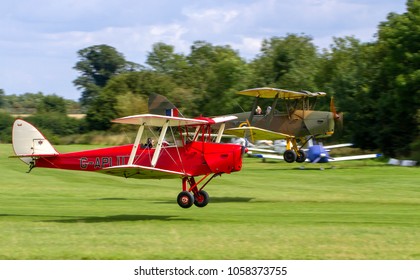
80 157 88 169
80 157 113 169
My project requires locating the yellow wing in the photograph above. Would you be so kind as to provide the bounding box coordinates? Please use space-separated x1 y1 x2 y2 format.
238 87 326 99
225 126 292 141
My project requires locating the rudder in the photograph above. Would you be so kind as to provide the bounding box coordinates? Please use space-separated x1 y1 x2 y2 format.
12 119 58 165
148 93 184 117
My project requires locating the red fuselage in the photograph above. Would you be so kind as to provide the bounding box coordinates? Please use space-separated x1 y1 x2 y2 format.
34 141 243 177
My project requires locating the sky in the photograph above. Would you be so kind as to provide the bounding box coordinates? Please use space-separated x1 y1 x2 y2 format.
0 0 408 101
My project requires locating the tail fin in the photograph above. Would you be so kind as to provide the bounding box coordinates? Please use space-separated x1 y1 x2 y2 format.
12 119 59 165
148 93 184 117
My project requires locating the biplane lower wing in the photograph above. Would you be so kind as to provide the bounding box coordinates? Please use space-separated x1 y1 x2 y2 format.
225 126 292 141
249 151 381 162
329 154 381 162
98 164 189 179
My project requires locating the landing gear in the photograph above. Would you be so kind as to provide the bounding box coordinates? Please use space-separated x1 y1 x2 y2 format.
177 191 194 208
295 149 307 163
176 175 217 208
283 150 296 163
193 190 209 208
284 148 307 163
284 137 309 163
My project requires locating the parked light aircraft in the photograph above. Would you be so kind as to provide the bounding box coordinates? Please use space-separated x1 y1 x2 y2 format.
248 141 381 165
11 114 244 208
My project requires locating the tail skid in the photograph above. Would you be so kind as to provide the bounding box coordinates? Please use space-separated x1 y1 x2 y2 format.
12 119 59 165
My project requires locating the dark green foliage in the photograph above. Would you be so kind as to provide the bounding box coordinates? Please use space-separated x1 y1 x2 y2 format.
73 44 141 107
0 111 14 143
360 0 419 157
37 94 67 114
250 34 319 91
25 113 87 140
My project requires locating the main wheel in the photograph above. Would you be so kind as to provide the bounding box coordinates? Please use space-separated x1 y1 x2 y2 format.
283 149 297 163
295 149 307 163
177 191 194 208
194 190 209 208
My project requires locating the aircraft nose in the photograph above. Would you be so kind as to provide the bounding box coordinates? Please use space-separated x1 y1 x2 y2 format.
234 145 244 171
203 144 243 174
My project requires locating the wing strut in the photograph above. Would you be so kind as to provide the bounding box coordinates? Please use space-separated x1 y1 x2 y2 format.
265 93 279 128
248 95 260 123
215 123 225 143
151 120 170 167
128 123 145 165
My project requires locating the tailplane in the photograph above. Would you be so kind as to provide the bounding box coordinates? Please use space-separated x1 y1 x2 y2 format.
148 93 184 117
12 119 59 165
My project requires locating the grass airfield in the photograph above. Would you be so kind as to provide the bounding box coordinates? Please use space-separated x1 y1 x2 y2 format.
1 144 419 260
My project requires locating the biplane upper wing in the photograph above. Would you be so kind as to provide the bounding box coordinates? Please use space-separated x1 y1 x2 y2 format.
211 115 238 123
225 126 292 141
238 87 326 99
97 164 189 179
112 113 208 126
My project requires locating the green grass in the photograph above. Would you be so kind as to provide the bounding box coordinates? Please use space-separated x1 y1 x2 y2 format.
1 144 419 259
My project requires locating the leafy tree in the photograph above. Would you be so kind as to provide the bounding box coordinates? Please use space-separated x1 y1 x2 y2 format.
185 41 251 116
0 111 14 143
317 37 378 144
0 89 5 108
73 45 142 129
73 44 141 107
250 34 320 91
5 92 44 114
25 113 86 139
146 42 189 80
37 94 67 114
370 0 420 157
86 71 178 130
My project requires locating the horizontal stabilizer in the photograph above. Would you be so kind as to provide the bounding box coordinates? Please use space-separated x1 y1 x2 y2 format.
98 164 189 179
225 126 292 140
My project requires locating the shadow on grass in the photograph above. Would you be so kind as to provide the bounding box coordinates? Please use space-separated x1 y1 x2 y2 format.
95 197 132 200
47 214 184 223
0 213 190 223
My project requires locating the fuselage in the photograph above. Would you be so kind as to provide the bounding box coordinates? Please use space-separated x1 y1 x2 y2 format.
225 110 335 138
34 141 243 177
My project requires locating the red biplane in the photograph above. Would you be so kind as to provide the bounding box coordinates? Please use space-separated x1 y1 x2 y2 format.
11 114 244 208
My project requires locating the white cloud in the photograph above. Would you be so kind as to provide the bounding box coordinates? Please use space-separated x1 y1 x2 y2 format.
0 0 408 100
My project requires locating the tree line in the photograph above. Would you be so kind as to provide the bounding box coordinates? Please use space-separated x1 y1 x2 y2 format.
1 0 418 159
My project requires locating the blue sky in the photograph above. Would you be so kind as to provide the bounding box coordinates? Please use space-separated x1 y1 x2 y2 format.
0 0 408 101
